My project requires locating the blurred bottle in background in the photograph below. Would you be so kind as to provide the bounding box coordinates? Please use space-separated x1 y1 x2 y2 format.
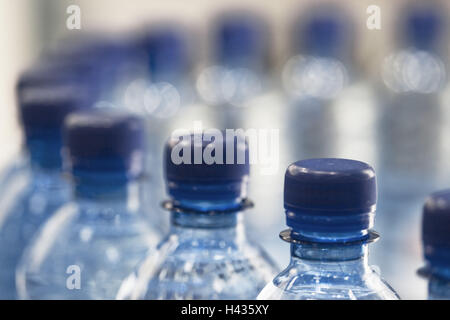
118 132 277 299
196 11 272 129
122 26 201 232
16 59 97 103
418 190 450 300
0 82 90 299
283 4 377 163
130 26 196 126
45 34 164 232
378 2 447 195
17 111 159 299
283 5 346 158
48 33 148 107
136 26 195 156
374 2 448 298
258 158 399 300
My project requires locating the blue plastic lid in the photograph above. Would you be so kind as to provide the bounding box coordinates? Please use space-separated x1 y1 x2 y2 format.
20 35 142 99
60 35 144 91
63 110 146 178
403 4 444 50
215 13 267 67
164 131 249 202
296 7 350 58
422 190 450 266
17 62 95 95
284 158 377 235
19 85 90 141
140 27 189 80
73 35 144 77
18 85 91 168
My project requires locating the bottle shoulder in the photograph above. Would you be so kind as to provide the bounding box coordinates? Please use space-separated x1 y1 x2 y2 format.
118 230 278 300
16 202 158 299
19 202 158 273
0 168 68 237
257 261 400 300
156 228 278 266
0 155 27 186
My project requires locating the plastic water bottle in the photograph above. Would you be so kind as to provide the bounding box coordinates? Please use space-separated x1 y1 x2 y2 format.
0 85 88 299
17 46 103 107
117 132 277 299
127 27 206 233
265 4 378 268
43 34 147 106
196 12 270 128
419 190 450 299
378 3 447 191
0 153 28 204
16 111 159 300
282 5 377 161
130 27 194 120
375 3 447 299
257 158 400 300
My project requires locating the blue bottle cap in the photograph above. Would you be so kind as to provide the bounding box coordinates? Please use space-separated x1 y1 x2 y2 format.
18 85 90 168
22 35 141 101
284 158 377 236
19 85 89 141
140 27 189 81
63 110 146 178
296 6 350 58
164 131 249 202
17 62 95 95
403 4 444 50
215 13 268 67
422 190 450 267
75 35 144 75
58 35 144 91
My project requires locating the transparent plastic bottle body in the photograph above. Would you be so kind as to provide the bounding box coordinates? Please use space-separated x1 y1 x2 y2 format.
0 153 28 197
419 264 450 300
420 189 450 300
376 47 447 299
16 183 159 300
258 237 399 300
0 163 69 299
119 210 278 300
196 13 270 132
428 276 450 300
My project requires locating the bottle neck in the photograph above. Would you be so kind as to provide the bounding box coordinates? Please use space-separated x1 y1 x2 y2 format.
169 199 246 242
73 174 141 211
170 211 246 244
290 242 370 273
171 211 239 228
28 160 66 191
26 137 62 170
